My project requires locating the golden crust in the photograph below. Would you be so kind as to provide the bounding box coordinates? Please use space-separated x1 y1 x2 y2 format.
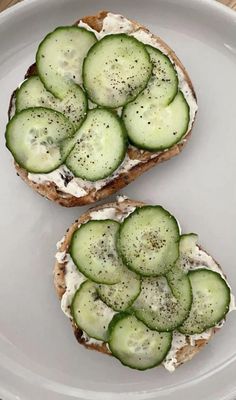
11 11 197 207
53 198 216 367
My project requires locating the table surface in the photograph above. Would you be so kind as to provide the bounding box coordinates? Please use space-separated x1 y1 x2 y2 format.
0 0 236 12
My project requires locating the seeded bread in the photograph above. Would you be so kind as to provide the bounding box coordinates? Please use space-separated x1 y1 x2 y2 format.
53 198 217 368
9 11 197 207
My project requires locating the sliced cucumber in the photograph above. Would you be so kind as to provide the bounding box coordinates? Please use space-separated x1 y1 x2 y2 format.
71 280 115 341
117 206 180 276
16 76 87 129
83 34 152 108
179 233 198 257
98 269 141 312
179 269 230 335
108 314 172 370
122 91 189 151
37 26 97 99
133 269 192 331
5 107 74 173
65 108 127 181
177 233 198 271
145 45 178 106
166 265 192 303
70 220 125 285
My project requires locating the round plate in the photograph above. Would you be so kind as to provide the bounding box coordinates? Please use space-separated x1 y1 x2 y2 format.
0 0 236 399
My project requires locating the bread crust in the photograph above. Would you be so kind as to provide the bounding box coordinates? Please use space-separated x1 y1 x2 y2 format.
10 11 197 207
53 198 216 368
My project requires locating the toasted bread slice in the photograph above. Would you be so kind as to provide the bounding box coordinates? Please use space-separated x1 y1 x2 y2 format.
9 11 197 207
54 198 219 370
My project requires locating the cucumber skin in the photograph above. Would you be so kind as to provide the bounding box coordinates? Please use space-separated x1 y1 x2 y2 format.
108 312 131 335
166 268 193 329
108 313 173 371
15 76 88 130
65 109 128 182
167 271 193 310
122 92 190 152
145 44 179 106
82 33 152 108
69 219 123 284
98 275 141 312
117 205 180 277
36 26 97 99
71 282 91 337
5 106 75 173
71 281 105 341
180 233 198 240
132 272 192 332
178 269 231 335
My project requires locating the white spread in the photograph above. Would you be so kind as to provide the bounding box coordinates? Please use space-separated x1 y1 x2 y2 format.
90 204 136 223
55 250 66 263
182 245 236 313
89 208 118 221
28 13 197 198
56 235 66 250
163 245 236 372
162 332 188 372
56 200 235 372
9 95 16 119
81 331 105 347
60 255 86 318
117 194 128 202
28 166 87 197
58 202 135 319
28 156 140 197
163 329 213 372
78 14 134 38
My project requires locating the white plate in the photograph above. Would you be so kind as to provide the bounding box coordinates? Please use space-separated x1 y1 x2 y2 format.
0 0 236 399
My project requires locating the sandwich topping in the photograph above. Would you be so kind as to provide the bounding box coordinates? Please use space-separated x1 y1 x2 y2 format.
56 198 235 371
6 13 197 198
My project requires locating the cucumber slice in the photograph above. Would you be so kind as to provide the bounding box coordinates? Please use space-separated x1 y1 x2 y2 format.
70 220 125 284
98 269 141 312
166 265 192 303
179 233 198 257
179 269 231 335
16 76 87 129
133 269 192 331
5 107 74 173
145 45 178 106
122 91 189 151
108 313 172 370
37 27 97 99
177 233 198 271
71 280 115 341
117 206 180 276
83 34 152 108
65 108 127 181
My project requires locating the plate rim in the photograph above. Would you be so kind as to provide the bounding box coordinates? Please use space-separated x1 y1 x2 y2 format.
0 0 236 399
0 0 236 23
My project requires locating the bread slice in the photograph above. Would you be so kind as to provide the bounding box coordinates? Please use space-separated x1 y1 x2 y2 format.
54 198 219 370
9 11 197 207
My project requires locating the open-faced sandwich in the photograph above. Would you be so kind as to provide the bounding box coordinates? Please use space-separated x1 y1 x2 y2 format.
54 197 235 371
6 11 197 207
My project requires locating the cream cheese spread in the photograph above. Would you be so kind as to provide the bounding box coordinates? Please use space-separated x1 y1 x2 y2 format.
182 245 236 313
58 202 135 319
56 199 234 372
60 255 86 318
28 156 140 197
81 331 105 347
28 12 197 198
9 95 16 119
163 329 213 372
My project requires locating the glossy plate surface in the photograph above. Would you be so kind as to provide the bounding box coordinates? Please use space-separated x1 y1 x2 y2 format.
0 0 236 399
